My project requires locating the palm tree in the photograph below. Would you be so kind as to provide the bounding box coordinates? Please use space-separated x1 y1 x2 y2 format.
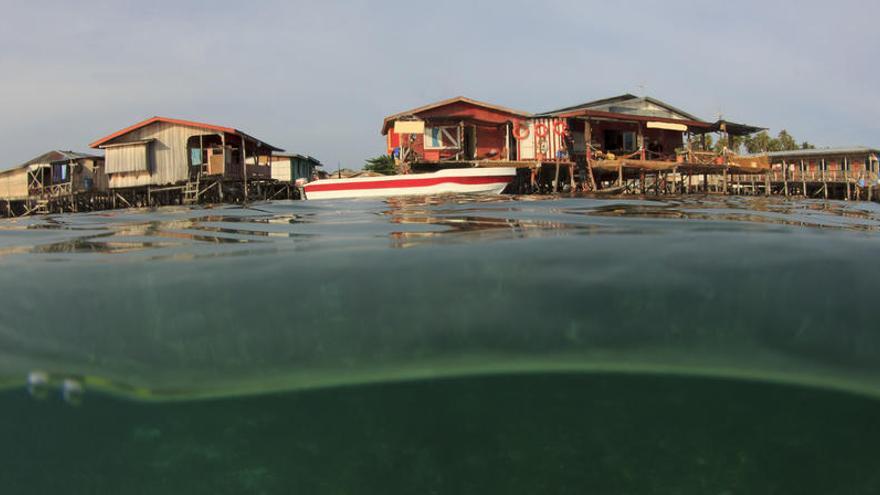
364 155 398 175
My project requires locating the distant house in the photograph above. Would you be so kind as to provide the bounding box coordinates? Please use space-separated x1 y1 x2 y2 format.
267 153 322 182
381 96 532 163
89 116 283 189
0 150 106 200
758 147 880 178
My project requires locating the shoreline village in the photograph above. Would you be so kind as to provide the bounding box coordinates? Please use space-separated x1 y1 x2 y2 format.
3 94 879 216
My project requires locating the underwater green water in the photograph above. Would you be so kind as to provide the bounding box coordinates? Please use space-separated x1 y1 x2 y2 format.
1 195 880 493
3 373 880 494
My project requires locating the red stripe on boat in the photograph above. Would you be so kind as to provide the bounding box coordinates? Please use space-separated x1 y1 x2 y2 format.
304 176 512 192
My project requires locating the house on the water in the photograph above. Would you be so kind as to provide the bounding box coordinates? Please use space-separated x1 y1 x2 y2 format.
382 96 532 164
89 116 283 190
381 94 767 192
754 147 880 199
0 150 107 206
267 153 323 182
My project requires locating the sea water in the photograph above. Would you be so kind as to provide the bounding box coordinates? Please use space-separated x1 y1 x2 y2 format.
1 195 879 494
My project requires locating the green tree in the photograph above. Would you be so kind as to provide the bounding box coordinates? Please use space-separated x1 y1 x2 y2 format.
744 131 773 153
776 130 798 151
713 135 744 154
363 155 398 175
740 130 814 154
687 134 714 151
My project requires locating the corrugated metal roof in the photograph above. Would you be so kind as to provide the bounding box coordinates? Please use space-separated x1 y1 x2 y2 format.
273 152 322 165
22 150 102 167
744 147 880 159
537 94 704 122
382 96 532 134
90 116 283 152
0 150 102 173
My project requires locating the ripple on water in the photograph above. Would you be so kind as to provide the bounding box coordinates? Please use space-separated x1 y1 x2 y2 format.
0 195 879 401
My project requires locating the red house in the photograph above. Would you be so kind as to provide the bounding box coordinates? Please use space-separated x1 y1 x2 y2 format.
381 96 531 163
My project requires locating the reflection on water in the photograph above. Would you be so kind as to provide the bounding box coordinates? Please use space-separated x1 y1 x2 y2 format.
2 195 880 492
0 195 879 402
1 196 879 259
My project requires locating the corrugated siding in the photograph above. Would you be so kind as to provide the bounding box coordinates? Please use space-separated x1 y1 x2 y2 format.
271 159 292 181
109 171 152 189
106 144 149 173
516 118 567 161
103 122 221 187
0 168 29 199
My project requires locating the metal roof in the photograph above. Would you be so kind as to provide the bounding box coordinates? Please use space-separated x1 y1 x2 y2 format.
695 120 767 136
21 150 102 167
273 152 322 164
382 96 532 134
89 116 283 152
0 150 103 173
537 94 704 122
744 147 880 159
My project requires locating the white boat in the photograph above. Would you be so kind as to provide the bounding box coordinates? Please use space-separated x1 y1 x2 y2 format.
302 167 517 200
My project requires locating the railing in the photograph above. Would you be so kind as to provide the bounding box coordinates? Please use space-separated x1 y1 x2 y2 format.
762 170 879 183
28 181 72 198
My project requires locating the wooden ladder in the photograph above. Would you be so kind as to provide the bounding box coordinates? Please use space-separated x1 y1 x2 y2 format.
182 174 201 205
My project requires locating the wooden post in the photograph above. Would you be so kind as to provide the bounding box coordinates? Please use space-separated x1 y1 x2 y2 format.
505 123 511 161
585 119 598 191
703 173 708 193
801 159 807 198
764 171 771 197
822 158 828 199
458 121 464 161
685 172 691 194
845 156 851 200
722 168 729 195
241 137 248 203
638 123 646 160
553 161 561 192
780 160 788 197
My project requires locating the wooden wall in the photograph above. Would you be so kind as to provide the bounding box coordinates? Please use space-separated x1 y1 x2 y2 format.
0 168 29 199
271 158 292 182
75 159 109 192
102 122 221 188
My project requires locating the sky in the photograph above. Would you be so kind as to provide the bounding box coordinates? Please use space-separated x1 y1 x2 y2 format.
1 0 878 170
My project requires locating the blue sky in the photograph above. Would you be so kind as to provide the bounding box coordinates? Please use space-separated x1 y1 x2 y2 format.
1 0 878 170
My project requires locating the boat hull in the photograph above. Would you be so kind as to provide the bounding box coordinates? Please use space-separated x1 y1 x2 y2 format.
303 168 517 200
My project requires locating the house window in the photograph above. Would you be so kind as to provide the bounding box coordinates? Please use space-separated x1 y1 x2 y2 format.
622 132 636 151
603 130 638 152
424 126 459 150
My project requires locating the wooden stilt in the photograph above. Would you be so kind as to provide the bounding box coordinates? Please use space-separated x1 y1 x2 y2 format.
241 137 248 203
553 162 561 192
801 160 807 198
584 119 598 191
782 160 789 198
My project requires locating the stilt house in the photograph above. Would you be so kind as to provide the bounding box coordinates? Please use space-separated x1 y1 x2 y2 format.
89 117 282 190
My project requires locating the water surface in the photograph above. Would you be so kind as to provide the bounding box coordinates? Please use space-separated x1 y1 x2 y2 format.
1 195 879 493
